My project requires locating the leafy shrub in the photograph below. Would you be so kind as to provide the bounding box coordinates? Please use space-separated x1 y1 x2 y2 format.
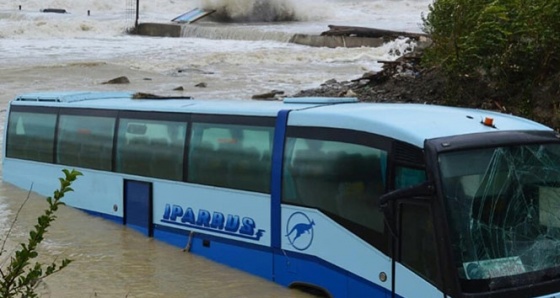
0 169 82 297
422 0 560 91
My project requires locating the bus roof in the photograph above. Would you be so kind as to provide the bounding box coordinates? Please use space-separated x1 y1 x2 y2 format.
12 91 552 147
288 103 552 147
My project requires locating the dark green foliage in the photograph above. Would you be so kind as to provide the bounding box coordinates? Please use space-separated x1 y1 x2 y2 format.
422 0 560 97
0 169 82 297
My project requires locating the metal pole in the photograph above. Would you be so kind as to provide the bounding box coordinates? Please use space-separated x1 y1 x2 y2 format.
135 0 139 28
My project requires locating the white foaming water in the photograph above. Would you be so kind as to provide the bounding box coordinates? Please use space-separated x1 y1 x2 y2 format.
0 0 431 99
0 0 430 98
197 0 333 22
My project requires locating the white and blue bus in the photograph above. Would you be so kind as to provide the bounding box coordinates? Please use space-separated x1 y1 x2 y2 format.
3 91 560 297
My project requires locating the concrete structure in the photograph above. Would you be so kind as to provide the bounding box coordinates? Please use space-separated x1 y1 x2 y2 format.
288 34 385 48
136 23 182 38
134 22 392 48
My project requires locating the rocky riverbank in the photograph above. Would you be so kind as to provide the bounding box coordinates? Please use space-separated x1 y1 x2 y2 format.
292 50 560 129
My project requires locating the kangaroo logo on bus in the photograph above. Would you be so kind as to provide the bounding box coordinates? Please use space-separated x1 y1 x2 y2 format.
161 204 265 241
285 212 315 251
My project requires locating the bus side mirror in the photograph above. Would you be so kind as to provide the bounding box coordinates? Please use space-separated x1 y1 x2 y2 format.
379 181 435 211
379 181 435 238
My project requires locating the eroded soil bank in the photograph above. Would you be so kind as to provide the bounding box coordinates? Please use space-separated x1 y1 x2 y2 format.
294 55 560 129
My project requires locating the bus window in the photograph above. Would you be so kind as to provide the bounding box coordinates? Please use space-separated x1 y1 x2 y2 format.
116 118 186 180
188 122 273 193
57 114 116 171
6 111 57 163
283 137 387 233
395 167 427 189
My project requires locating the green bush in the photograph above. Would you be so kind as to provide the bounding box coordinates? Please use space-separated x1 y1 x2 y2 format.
0 169 82 297
422 0 560 89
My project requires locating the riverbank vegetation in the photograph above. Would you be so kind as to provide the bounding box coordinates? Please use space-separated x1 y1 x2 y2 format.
422 0 560 127
0 169 81 298
295 0 560 129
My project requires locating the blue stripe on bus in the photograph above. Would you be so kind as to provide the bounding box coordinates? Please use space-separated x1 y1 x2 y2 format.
154 224 274 279
153 223 392 297
274 250 393 298
154 223 273 253
270 110 291 249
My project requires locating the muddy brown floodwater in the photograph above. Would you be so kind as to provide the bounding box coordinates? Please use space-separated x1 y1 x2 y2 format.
0 63 314 298
0 183 313 298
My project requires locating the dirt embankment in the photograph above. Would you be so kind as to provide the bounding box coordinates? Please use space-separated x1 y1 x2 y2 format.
293 51 560 129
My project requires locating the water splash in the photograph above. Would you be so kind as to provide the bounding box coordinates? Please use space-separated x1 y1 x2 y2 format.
197 0 330 22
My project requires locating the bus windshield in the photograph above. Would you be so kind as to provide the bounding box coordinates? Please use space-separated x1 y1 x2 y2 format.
439 144 560 285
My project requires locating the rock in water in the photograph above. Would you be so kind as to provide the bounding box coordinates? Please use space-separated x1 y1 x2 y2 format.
102 76 130 84
252 90 284 100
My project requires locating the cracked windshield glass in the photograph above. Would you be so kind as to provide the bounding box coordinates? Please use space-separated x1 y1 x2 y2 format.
439 144 560 280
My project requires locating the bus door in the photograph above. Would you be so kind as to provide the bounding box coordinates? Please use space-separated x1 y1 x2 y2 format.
394 199 444 297
380 179 445 297
124 179 153 237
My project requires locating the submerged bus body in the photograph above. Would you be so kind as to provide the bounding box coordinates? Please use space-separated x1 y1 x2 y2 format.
3 91 560 298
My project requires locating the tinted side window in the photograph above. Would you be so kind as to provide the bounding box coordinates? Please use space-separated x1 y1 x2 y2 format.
400 203 441 287
57 114 115 171
395 167 427 189
6 111 57 163
283 137 387 233
188 122 273 193
116 118 187 180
